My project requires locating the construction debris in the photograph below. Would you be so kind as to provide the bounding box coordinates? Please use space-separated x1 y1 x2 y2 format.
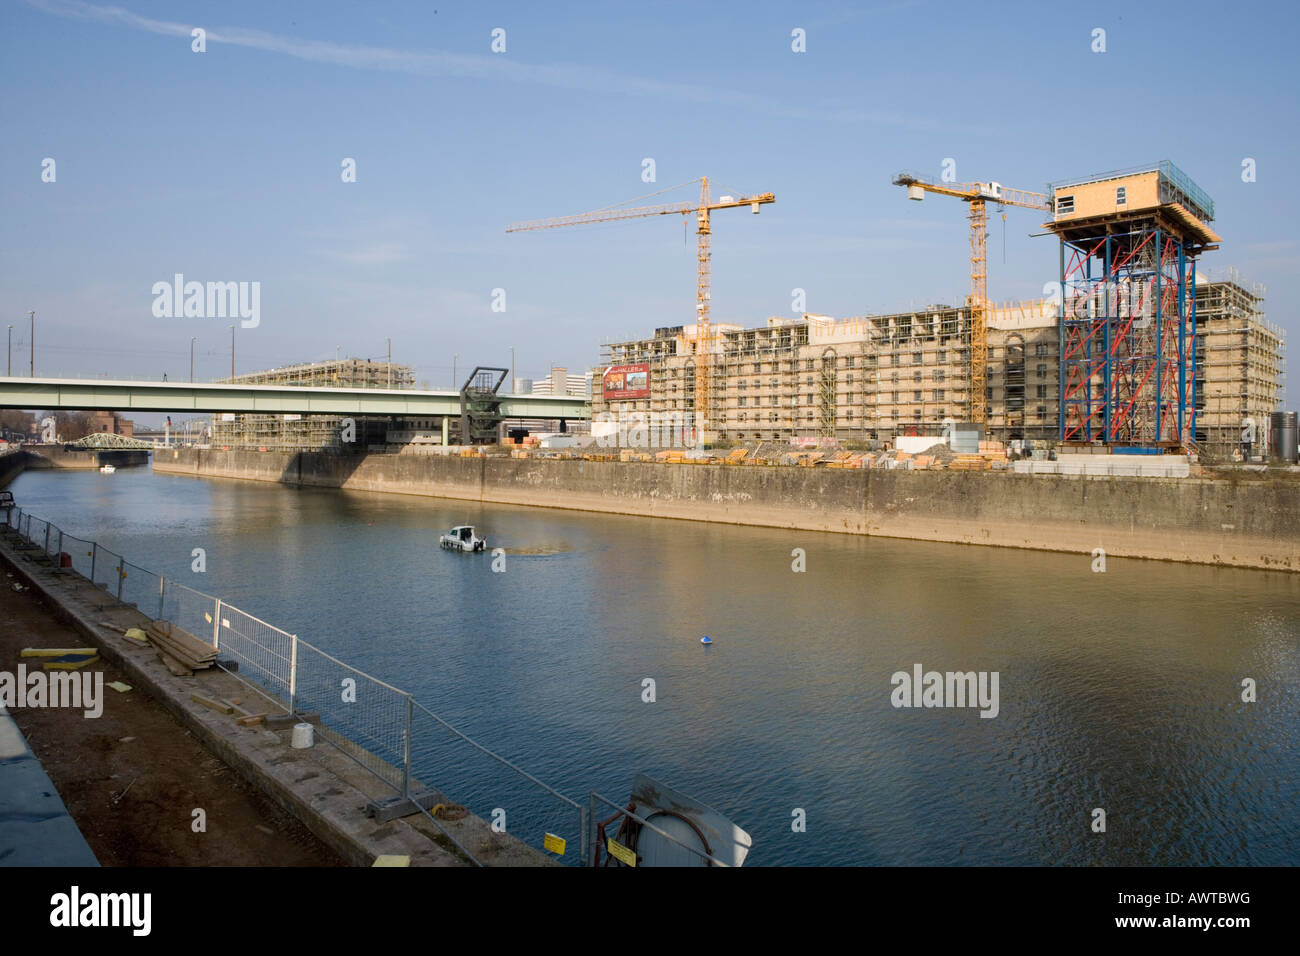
146 620 217 672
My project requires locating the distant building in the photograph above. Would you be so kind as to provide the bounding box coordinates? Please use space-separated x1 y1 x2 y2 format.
89 411 134 438
210 358 412 450
532 367 591 397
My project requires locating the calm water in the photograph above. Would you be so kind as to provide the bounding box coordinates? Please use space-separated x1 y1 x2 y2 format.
9 464 1300 866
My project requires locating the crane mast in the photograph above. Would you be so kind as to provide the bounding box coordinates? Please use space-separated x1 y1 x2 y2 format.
892 173 1050 426
509 177 774 442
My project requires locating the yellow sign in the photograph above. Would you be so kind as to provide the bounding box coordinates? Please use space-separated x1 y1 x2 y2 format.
543 833 566 856
607 838 637 867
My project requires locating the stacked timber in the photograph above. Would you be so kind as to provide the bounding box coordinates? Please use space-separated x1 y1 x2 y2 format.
145 620 217 676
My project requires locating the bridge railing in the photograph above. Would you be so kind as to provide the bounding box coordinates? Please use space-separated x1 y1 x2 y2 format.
1 508 590 867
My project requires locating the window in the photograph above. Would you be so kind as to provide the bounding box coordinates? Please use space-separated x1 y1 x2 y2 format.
913 410 922 420
891 354 899 366
934 389 945 401
807 393 814 404
1035 343 1048 357
913 371 922 383
846 373 854 384
934 369 946 382
1035 385 1047 398
847 410 854 420
1036 406 1046 418
1056 194 1074 214
752 363 761 373
1116 186 1126 205
892 391 899 403
739 413 747 421
805 359 814 370
936 349 946 363
847 356 855 368
1036 363 1047 378
913 390 922 402
891 372 899 383
738 397 747 407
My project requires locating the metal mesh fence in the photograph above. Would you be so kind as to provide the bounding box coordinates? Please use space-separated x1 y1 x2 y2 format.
61 534 96 580
26 516 49 553
4 508 587 857
91 544 123 595
293 640 410 791
409 702 585 865
160 580 220 652
214 603 294 708
119 560 164 618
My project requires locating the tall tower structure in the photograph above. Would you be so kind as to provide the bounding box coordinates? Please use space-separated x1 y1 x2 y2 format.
1048 162 1220 447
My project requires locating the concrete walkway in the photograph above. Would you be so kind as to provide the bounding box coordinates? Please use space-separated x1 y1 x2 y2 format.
0 705 99 866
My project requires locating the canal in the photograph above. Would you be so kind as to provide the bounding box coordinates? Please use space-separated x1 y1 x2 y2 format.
9 464 1300 866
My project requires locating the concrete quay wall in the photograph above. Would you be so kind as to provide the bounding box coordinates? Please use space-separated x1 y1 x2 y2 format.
151 448 1300 571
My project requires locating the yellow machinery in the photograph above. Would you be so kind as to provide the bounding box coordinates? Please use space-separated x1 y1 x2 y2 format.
508 178 774 441
892 174 1049 425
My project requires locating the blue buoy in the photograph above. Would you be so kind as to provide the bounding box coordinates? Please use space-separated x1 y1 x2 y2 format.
701 635 712 645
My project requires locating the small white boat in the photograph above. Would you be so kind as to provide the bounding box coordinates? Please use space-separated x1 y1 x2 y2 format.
99 464 116 474
439 525 486 552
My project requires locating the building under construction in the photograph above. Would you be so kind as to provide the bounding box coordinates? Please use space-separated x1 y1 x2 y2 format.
210 358 413 450
592 276 1282 450
1194 271 1286 459
593 299 1061 444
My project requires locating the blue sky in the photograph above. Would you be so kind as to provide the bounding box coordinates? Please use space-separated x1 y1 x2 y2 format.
2 0 1297 403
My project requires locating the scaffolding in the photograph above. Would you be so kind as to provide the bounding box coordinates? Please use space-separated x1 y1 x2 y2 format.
1193 275 1285 459
209 358 414 450
1051 163 1220 447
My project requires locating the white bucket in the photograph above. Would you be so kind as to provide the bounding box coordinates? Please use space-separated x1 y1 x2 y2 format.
291 722 314 749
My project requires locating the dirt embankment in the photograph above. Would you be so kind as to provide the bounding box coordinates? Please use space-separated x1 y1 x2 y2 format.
0 568 343 866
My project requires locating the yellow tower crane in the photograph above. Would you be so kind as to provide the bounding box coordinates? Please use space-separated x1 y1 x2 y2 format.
507 177 775 442
892 173 1050 425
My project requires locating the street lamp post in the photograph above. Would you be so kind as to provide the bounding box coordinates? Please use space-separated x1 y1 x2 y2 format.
453 354 458 391
27 311 35 377
387 337 392 388
190 337 196 383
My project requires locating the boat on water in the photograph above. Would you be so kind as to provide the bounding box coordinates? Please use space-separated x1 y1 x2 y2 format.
99 464 116 474
592 774 753 867
439 525 486 552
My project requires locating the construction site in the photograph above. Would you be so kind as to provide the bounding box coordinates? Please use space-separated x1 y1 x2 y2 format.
579 162 1290 466
199 162 1290 469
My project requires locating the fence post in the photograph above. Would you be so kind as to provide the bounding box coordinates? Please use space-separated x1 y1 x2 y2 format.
90 543 97 583
579 803 590 869
157 575 165 620
116 557 124 601
402 695 413 800
56 529 63 567
44 522 50 555
288 634 298 716
212 599 222 650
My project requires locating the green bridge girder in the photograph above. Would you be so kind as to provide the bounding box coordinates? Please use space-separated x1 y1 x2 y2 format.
0 377 590 420
67 432 155 449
